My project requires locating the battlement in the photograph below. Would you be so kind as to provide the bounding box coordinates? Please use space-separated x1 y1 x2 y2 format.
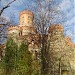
48 24 64 32
20 10 34 17
8 26 21 31
64 37 75 47
21 26 37 32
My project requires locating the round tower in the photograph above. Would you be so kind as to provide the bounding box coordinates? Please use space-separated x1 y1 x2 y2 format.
20 10 34 27
48 24 65 55
19 10 37 35
48 24 64 38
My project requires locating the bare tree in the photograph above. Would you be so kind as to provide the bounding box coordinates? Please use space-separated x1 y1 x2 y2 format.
0 16 11 44
31 0 61 74
33 0 60 34
0 0 17 44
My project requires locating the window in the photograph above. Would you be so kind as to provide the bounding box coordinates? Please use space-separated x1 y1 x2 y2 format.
19 31 22 36
22 21 24 25
21 31 22 36
28 16 31 20
22 16 24 19
28 21 30 23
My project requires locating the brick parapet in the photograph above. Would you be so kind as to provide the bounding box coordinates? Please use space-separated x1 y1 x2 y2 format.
8 26 21 31
64 37 75 47
48 24 64 33
20 10 34 19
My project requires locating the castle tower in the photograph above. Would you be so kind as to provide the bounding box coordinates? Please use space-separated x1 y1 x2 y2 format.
48 24 65 47
8 26 20 37
48 24 64 37
48 24 65 53
47 24 75 75
20 10 34 27
19 10 37 35
47 24 65 74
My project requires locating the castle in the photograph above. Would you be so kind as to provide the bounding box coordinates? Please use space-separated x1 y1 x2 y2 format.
8 10 41 53
7 10 75 75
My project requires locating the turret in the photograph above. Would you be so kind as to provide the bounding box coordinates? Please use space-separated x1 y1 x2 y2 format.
48 24 64 37
20 10 34 27
48 24 65 53
8 26 20 37
19 10 37 35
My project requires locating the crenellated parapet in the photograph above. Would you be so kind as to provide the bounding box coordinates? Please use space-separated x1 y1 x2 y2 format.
8 26 21 37
64 37 75 47
48 24 64 40
20 10 34 17
48 24 64 33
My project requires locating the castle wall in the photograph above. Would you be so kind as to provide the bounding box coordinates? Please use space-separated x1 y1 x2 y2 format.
8 26 20 38
8 29 19 36
21 26 37 36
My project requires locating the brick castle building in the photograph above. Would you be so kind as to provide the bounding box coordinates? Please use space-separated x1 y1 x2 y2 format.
6 10 75 75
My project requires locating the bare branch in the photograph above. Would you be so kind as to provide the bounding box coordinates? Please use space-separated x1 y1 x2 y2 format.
0 0 16 16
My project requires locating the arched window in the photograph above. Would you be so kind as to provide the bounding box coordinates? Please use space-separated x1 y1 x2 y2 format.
21 30 22 36
19 31 22 36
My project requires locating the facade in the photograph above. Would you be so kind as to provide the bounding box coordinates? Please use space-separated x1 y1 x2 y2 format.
7 10 75 75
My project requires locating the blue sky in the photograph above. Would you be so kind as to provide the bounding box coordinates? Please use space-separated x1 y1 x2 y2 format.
0 0 75 44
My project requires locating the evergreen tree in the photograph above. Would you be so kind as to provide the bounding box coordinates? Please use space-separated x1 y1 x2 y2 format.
4 38 18 75
17 40 32 75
